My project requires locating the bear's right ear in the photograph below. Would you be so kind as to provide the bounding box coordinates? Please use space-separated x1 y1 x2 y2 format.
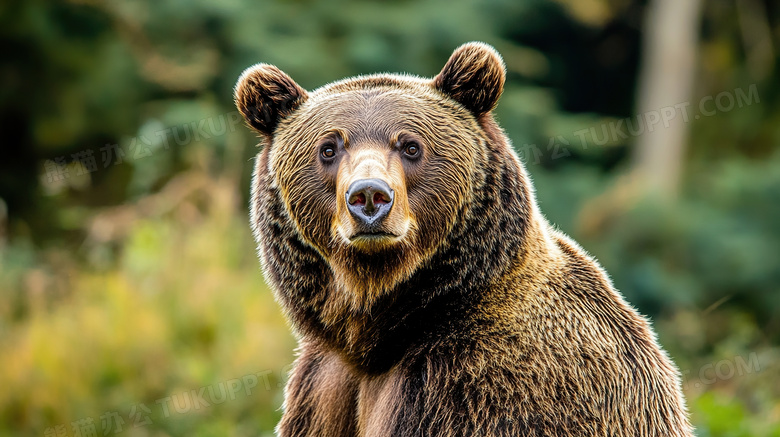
432 42 506 117
234 64 308 136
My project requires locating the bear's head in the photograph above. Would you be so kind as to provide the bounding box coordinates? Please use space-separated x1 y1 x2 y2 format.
236 42 530 314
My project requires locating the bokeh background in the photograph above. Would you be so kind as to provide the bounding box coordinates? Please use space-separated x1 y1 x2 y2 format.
1 0 779 435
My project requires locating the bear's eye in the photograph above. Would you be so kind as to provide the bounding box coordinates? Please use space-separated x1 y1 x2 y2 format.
402 141 420 158
321 145 337 160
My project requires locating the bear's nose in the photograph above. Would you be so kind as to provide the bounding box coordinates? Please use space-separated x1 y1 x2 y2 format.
346 178 394 228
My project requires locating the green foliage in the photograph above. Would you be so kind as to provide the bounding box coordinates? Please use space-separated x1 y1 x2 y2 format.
579 153 780 318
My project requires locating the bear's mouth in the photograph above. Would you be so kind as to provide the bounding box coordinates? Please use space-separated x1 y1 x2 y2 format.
347 231 404 252
350 231 398 241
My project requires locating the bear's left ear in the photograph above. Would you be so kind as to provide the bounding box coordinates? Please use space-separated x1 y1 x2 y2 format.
234 63 308 136
433 42 506 117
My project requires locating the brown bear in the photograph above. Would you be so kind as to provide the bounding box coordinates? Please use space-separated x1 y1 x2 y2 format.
235 42 693 436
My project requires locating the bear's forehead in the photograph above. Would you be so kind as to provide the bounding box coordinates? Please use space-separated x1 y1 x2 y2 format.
305 74 455 115
308 89 424 121
280 93 414 145
279 77 466 141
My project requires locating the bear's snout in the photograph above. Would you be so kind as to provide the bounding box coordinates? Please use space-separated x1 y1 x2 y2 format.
333 146 411 248
346 178 394 231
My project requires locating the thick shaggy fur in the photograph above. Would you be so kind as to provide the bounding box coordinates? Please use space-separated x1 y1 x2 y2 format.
235 42 693 436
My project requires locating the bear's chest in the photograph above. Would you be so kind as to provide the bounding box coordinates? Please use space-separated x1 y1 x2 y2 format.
355 370 406 436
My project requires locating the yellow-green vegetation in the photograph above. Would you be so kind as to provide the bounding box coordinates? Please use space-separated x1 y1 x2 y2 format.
0 176 295 436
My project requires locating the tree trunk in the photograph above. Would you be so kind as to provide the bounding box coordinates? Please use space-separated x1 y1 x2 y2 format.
631 0 704 198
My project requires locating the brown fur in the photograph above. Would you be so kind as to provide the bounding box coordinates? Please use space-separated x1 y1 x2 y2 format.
235 42 693 436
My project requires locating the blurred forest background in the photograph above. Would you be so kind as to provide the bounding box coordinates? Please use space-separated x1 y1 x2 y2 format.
1 0 779 435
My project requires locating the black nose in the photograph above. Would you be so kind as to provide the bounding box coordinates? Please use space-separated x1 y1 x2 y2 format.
346 178 394 228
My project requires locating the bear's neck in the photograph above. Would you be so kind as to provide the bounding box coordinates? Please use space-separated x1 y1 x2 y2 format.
327 215 553 375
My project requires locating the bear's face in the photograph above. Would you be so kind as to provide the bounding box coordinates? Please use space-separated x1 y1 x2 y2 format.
236 43 506 305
